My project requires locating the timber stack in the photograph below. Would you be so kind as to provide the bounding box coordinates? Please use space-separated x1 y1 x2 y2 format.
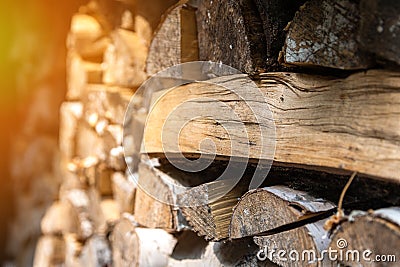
34 0 400 266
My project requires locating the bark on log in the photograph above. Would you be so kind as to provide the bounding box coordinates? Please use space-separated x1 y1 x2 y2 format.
112 216 177 267
142 70 400 183
282 0 374 69
146 4 198 76
359 0 400 66
330 207 400 267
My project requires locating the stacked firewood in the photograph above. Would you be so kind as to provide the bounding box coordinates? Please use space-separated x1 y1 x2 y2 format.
35 0 400 266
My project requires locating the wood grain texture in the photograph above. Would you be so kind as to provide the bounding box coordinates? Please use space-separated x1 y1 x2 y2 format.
143 70 400 183
330 207 400 267
359 0 400 65
282 0 374 69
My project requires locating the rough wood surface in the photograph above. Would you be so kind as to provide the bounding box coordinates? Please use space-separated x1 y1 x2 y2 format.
112 216 177 267
282 0 374 69
196 0 270 74
143 70 400 183
146 4 198 76
330 207 400 267
359 0 400 65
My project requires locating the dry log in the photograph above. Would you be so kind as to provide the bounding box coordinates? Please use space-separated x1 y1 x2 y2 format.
33 236 65 267
112 216 177 267
330 207 400 266
143 70 400 183
359 0 400 65
99 199 120 234
64 234 84 267
80 235 112 267
103 28 148 87
146 4 198 76
112 172 136 214
282 0 374 69
40 201 75 235
59 102 83 162
134 159 189 231
67 13 110 62
66 52 103 100
196 0 268 74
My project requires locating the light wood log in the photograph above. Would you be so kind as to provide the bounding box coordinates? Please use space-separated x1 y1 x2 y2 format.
41 201 75 235
59 102 83 162
33 236 65 267
112 172 136 214
103 29 148 87
80 235 112 267
142 70 400 183
329 207 400 266
282 0 374 69
112 216 177 267
359 0 400 66
146 4 198 76
123 109 146 171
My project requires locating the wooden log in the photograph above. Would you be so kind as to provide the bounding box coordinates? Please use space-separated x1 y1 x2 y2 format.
112 216 177 267
59 101 82 162
103 29 148 87
99 199 120 234
358 0 400 65
33 236 65 267
196 0 269 74
146 4 198 76
64 233 84 267
142 70 400 183
112 172 136 214
329 207 400 266
134 159 189 231
230 186 335 239
282 0 374 69
67 13 110 62
66 52 103 100
80 235 112 267
40 201 75 235
123 109 146 171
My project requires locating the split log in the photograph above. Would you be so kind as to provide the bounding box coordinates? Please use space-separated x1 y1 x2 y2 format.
146 3 198 76
142 70 400 183
67 13 110 62
358 0 400 65
330 207 400 266
40 201 75 235
134 159 189 231
59 102 83 162
196 0 268 74
99 199 120 234
80 235 112 267
123 109 146 171
282 0 374 69
112 172 136 214
66 52 103 100
112 216 177 267
64 234 84 267
33 236 65 267
103 29 148 87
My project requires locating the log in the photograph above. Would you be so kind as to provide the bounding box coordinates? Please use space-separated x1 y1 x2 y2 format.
229 186 334 266
229 186 335 239
142 70 400 183
33 236 65 267
112 172 136 214
59 101 83 162
358 0 400 65
99 199 120 234
196 0 269 74
134 159 189 231
282 0 374 69
103 28 148 87
329 207 400 266
146 4 198 76
80 235 112 267
112 216 177 267
40 201 75 235
66 52 103 100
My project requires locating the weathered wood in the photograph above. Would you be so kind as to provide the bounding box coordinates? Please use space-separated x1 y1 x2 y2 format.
66 52 103 100
282 0 374 69
103 28 148 87
134 159 189 231
146 4 198 76
330 207 400 266
33 236 65 267
112 172 136 214
112 216 177 267
196 0 268 74
359 0 400 65
142 70 400 183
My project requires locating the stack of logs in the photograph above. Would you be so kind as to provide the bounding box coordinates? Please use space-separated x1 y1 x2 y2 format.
34 0 400 266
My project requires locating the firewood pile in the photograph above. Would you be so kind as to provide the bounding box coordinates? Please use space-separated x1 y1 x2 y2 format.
34 0 400 266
